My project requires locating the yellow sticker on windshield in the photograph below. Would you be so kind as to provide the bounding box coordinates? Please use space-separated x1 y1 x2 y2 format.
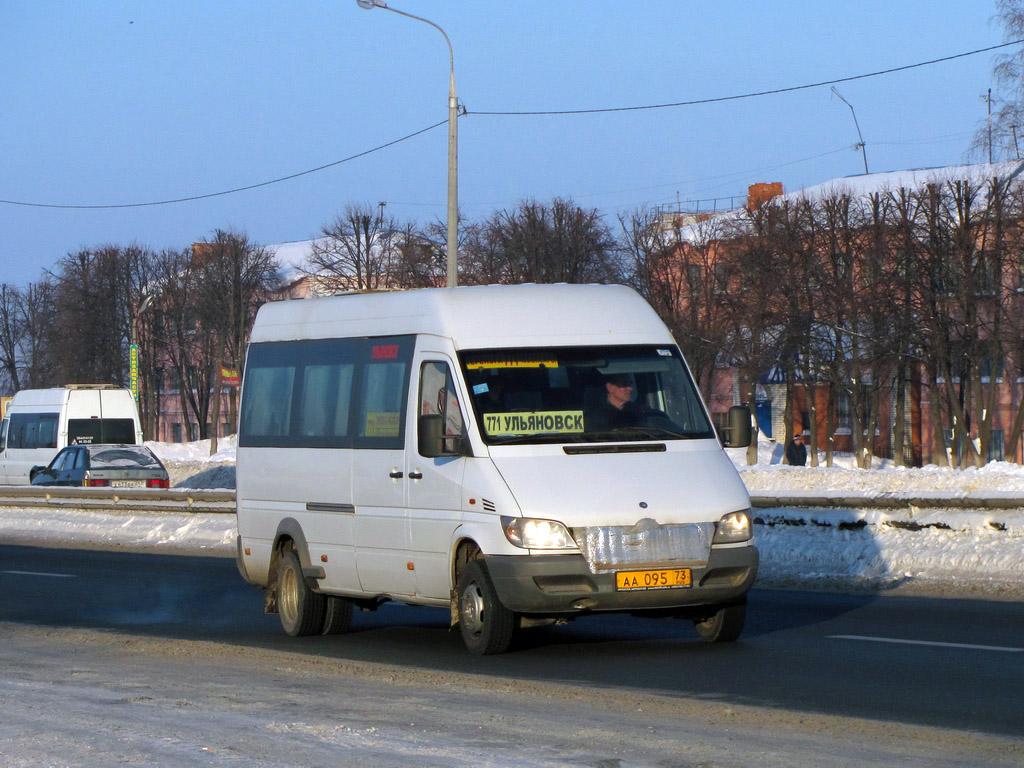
484 411 584 435
467 357 558 369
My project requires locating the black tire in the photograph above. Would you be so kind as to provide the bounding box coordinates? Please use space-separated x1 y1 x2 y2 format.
322 595 354 635
694 600 746 643
457 559 516 655
277 549 326 637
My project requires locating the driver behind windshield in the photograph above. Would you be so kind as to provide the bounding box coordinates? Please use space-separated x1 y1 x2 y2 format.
587 372 643 430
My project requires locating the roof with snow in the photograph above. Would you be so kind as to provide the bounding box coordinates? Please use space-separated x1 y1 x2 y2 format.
677 160 1024 243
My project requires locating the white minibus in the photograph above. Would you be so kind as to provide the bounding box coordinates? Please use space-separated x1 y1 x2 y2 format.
235 284 756 654
0 385 143 485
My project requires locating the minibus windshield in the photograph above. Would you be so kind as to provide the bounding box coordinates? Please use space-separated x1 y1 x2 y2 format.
461 345 715 445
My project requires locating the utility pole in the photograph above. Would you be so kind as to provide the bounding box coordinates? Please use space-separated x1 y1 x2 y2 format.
831 87 869 175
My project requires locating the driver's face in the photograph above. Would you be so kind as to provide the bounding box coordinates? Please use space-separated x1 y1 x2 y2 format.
606 381 633 409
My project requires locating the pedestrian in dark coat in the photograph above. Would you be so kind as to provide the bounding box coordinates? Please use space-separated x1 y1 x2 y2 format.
786 433 807 466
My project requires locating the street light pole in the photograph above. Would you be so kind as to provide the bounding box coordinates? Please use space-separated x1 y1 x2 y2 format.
356 0 459 286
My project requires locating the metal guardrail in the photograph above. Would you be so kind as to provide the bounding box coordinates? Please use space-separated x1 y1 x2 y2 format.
749 490 1024 510
0 486 235 514
3 486 1021 516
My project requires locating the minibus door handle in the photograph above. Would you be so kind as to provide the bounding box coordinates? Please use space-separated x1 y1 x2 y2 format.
408 470 423 480
389 470 404 479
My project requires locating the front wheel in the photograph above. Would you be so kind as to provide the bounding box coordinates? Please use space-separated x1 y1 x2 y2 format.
457 560 516 655
694 600 747 643
277 549 326 637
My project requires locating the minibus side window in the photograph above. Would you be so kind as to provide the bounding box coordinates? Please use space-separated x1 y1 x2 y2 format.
241 360 296 442
355 338 413 450
299 363 354 440
241 337 412 449
7 414 27 448
25 416 40 448
0 417 7 451
419 361 465 454
37 413 59 449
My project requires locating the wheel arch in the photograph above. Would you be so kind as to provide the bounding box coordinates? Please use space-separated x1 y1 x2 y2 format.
451 535 483 587
264 517 313 615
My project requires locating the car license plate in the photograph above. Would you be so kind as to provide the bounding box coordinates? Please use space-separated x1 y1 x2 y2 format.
614 568 692 591
111 480 144 488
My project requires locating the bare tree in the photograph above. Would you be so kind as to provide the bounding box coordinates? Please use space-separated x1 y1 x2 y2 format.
0 284 22 393
51 246 132 386
392 223 446 288
194 230 279 452
621 207 732 403
719 202 792 464
148 248 204 442
466 198 620 285
306 204 400 293
18 279 58 389
970 0 1024 161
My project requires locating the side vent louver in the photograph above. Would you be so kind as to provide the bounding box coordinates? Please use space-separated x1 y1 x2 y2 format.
481 499 497 513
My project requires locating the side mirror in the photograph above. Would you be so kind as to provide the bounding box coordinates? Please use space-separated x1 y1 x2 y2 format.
418 414 467 458
720 405 752 448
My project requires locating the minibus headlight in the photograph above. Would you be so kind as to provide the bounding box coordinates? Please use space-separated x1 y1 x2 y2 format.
713 511 752 544
501 516 577 550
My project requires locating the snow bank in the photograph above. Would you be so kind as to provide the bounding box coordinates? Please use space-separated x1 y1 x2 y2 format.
148 436 236 489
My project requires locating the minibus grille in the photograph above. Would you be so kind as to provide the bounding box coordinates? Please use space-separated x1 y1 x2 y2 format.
572 519 715 574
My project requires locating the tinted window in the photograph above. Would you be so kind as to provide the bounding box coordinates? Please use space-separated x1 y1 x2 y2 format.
68 418 137 445
37 414 59 448
89 446 161 469
355 340 413 449
7 412 61 449
240 336 413 450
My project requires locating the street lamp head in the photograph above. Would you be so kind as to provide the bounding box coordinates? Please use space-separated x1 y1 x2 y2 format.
356 0 384 9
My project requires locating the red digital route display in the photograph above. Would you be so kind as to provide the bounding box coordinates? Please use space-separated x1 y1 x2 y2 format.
371 344 400 360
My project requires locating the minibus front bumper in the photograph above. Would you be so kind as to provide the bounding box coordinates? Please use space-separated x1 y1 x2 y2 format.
484 545 757 615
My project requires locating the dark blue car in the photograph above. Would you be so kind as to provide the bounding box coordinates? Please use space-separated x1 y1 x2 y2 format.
30 444 169 488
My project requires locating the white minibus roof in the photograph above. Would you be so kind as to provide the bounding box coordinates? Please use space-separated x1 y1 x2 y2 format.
249 284 675 349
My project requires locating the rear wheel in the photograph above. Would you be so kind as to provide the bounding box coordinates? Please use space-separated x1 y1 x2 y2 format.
694 600 746 643
277 549 326 637
322 596 354 635
457 559 516 655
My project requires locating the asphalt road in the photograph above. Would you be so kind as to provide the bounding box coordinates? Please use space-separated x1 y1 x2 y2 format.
2 544 1022 738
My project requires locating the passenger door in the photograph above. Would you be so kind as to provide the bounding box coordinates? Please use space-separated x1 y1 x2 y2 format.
55 448 82 486
351 337 417 597
406 356 468 600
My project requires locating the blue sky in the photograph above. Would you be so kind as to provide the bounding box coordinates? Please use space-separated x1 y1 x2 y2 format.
0 1 1009 286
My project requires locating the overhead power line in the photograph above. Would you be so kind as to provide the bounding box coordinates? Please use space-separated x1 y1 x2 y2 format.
471 39 1024 116
0 120 447 210
0 40 1019 211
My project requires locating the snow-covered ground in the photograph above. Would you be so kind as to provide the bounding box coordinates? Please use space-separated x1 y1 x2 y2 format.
1 436 1021 597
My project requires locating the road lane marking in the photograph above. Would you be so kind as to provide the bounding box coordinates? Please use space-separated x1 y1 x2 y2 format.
829 634 1023 653
1 570 77 578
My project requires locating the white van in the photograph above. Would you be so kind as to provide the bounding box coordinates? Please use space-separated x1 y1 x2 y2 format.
0 385 143 485
235 284 756 654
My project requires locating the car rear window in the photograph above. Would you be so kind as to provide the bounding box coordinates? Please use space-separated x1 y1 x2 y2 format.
88 447 161 469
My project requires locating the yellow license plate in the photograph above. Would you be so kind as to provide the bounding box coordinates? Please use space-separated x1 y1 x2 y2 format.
614 568 692 591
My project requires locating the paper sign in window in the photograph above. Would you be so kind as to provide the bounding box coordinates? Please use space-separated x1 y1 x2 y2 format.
483 411 584 436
